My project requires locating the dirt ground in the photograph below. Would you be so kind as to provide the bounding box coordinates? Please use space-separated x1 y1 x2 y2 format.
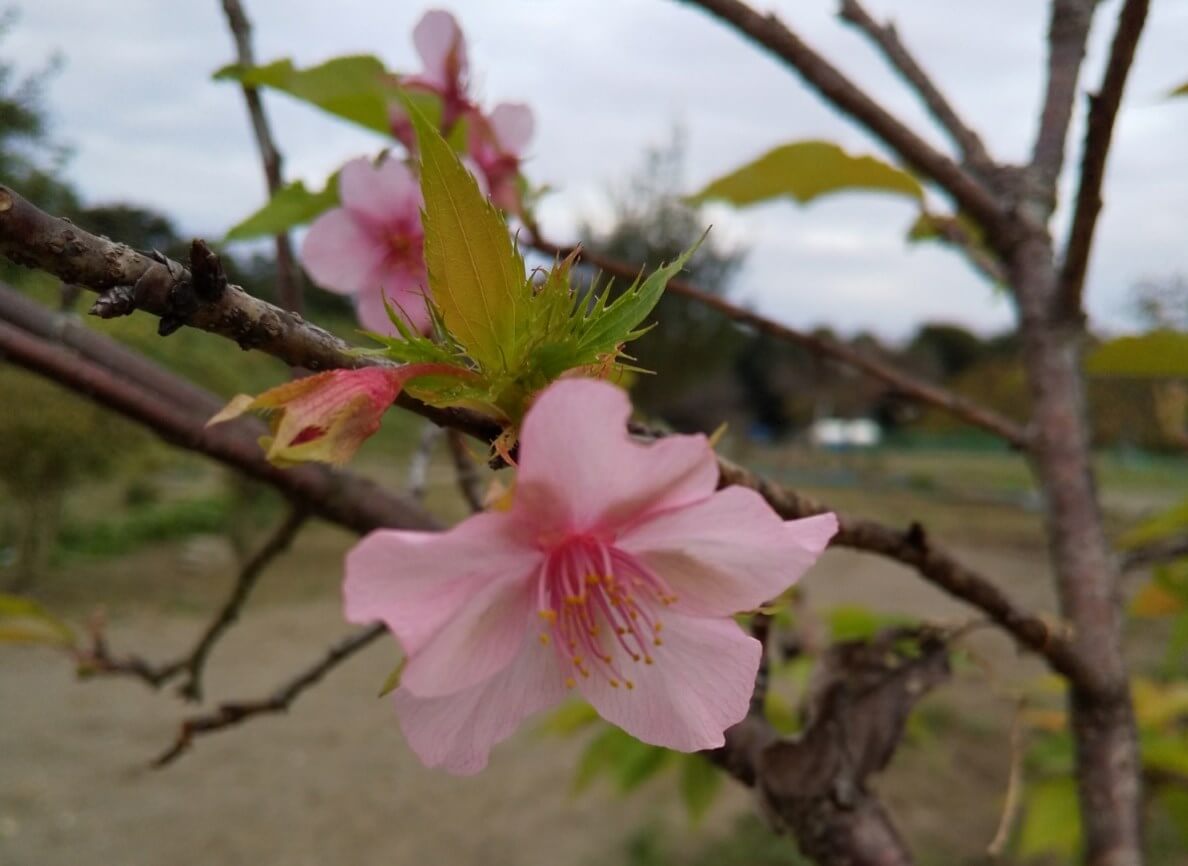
0 502 1071 866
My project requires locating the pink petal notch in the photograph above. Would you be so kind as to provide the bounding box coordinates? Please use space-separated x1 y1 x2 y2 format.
342 378 837 774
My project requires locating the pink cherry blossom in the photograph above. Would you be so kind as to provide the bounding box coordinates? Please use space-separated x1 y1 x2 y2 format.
468 102 534 215
390 10 473 150
343 378 837 774
300 157 431 336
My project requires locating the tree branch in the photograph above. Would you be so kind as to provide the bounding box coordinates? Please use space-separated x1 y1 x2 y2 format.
1030 0 1097 210
219 0 303 315
0 184 501 443
1120 534 1188 573
533 237 1029 449
1056 0 1150 319
716 458 1091 688
837 0 992 172
175 507 309 701
0 316 440 535
446 429 486 513
152 623 385 767
675 0 1007 245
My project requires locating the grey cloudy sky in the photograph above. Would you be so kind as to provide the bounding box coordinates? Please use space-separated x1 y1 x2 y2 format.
6 0 1186 340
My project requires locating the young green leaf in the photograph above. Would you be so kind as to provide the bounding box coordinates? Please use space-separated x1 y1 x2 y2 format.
226 174 340 242
0 593 74 646
215 56 400 134
1086 331 1188 378
409 102 530 372
678 755 724 823
691 140 923 208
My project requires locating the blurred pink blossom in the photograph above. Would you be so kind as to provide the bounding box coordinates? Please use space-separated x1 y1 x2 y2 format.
469 102 534 215
300 157 430 336
343 378 837 773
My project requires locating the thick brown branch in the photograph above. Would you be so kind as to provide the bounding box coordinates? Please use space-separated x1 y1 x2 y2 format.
675 0 1007 245
533 237 1029 448
838 0 992 171
175 507 310 701
0 184 501 442
1030 0 1097 209
153 624 385 767
1056 0 1150 319
0 319 440 535
220 0 303 314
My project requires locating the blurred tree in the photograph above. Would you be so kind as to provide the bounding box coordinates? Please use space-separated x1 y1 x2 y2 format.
580 130 749 432
0 368 144 590
1131 273 1188 331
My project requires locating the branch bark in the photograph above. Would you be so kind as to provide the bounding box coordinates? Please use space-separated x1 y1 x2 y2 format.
532 237 1029 449
837 0 992 172
1030 0 1097 210
1056 0 1151 319
0 184 501 443
219 0 303 315
675 0 1008 245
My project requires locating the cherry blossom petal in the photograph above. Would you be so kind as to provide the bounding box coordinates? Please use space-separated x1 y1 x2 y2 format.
577 614 759 752
618 488 838 616
392 632 566 774
339 157 422 226
412 10 466 91
487 103 534 155
344 512 540 656
514 379 718 534
353 271 432 337
300 209 384 295
400 568 536 697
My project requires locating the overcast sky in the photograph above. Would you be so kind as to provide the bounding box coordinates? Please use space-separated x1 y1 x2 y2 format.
5 0 1186 340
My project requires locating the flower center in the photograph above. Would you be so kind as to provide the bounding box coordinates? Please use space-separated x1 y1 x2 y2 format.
535 535 678 691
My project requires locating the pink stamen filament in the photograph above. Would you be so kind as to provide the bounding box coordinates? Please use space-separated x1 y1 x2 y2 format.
536 536 679 689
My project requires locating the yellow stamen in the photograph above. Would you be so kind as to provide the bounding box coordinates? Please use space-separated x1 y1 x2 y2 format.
539 633 550 646
565 677 576 689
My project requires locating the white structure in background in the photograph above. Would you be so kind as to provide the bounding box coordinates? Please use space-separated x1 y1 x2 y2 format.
809 418 883 449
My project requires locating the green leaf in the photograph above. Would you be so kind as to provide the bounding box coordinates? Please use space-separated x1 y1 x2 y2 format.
691 140 923 208
410 101 530 373
1018 778 1081 859
678 755 724 822
1158 787 1188 847
1121 498 1188 547
215 56 399 134
1087 331 1188 378
0 593 74 646
376 658 406 698
827 605 913 642
540 700 601 736
226 175 340 242
615 739 674 792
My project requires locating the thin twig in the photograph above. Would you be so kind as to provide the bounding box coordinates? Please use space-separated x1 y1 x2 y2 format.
176 507 310 702
838 0 992 171
446 429 486 513
1120 534 1188 573
1056 0 1151 319
1030 0 1097 209
748 612 772 716
220 0 303 315
533 237 1029 448
987 701 1027 858
406 421 444 502
153 624 385 767
675 0 1007 246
